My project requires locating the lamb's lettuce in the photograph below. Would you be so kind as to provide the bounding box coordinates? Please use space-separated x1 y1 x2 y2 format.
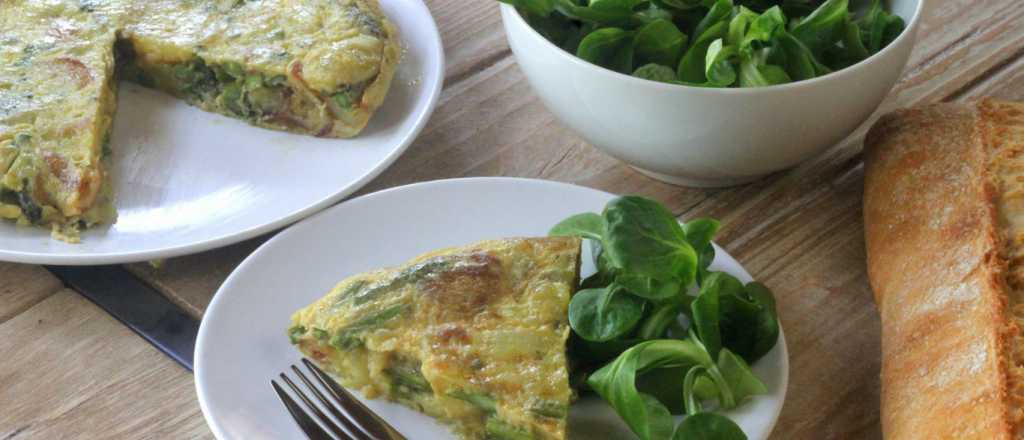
500 0 906 87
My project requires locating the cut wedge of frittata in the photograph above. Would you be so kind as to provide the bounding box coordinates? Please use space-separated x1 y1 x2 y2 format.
289 237 582 440
0 2 118 240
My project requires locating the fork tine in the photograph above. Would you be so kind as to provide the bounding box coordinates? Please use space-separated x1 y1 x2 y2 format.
271 380 341 440
280 373 354 440
303 359 407 440
291 365 374 440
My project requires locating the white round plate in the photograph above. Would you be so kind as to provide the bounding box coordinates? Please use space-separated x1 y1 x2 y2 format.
0 0 444 265
195 177 788 440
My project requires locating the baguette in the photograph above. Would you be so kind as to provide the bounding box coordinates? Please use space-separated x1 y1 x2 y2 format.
864 99 1024 439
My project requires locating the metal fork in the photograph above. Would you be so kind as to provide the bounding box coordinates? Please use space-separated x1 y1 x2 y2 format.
272 358 407 440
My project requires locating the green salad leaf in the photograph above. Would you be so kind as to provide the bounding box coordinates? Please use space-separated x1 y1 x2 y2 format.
720 281 780 362
569 284 646 342
634 19 688 67
550 212 605 240
858 0 905 52
634 4 676 25
691 271 742 359
603 196 697 284
637 299 689 339
790 0 847 53
841 15 870 62
577 28 636 73
633 63 679 82
693 271 780 363
677 18 728 83
739 5 784 49
617 273 683 300
550 195 780 440
682 217 719 280
654 0 703 11
775 30 822 80
703 39 737 86
582 242 618 289
587 340 713 440
571 334 644 365
716 348 768 407
556 0 641 26
525 12 588 52
587 337 766 439
725 6 758 47
693 0 735 42
502 0 556 16
673 412 748 440
504 0 905 87
738 53 790 87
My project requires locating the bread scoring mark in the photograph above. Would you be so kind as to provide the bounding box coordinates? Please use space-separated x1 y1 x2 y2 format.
915 340 990 391
906 281 975 319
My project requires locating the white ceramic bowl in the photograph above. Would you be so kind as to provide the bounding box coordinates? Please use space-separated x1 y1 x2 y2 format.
501 1 922 187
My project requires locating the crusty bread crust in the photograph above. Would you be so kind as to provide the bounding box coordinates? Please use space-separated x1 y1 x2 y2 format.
864 100 1018 439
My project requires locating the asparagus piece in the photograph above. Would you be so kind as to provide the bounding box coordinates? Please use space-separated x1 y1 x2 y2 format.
528 400 567 419
485 417 534 440
329 303 409 350
449 390 497 413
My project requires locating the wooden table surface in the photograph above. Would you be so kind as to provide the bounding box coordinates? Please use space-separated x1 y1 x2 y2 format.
3 1 1023 438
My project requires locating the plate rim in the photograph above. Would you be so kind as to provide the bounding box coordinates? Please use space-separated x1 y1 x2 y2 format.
0 0 445 266
194 176 789 440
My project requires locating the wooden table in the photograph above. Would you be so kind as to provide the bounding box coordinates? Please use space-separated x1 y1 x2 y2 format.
2 1 1022 438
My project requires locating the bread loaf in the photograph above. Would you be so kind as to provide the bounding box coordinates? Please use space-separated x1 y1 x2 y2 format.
864 100 1024 439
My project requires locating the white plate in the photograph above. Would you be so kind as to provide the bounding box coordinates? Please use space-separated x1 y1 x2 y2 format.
195 177 788 440
0 0 444 265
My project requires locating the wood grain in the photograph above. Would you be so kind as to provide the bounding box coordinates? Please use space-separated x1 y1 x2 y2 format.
0 263 62 324
125 239 264 319
5 0 1024 439
0 290 210 439
430 0 509 85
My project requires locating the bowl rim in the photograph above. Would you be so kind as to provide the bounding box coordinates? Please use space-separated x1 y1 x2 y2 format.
501 0 924 94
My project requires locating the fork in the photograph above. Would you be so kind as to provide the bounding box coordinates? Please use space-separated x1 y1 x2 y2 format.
272 358 407 440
